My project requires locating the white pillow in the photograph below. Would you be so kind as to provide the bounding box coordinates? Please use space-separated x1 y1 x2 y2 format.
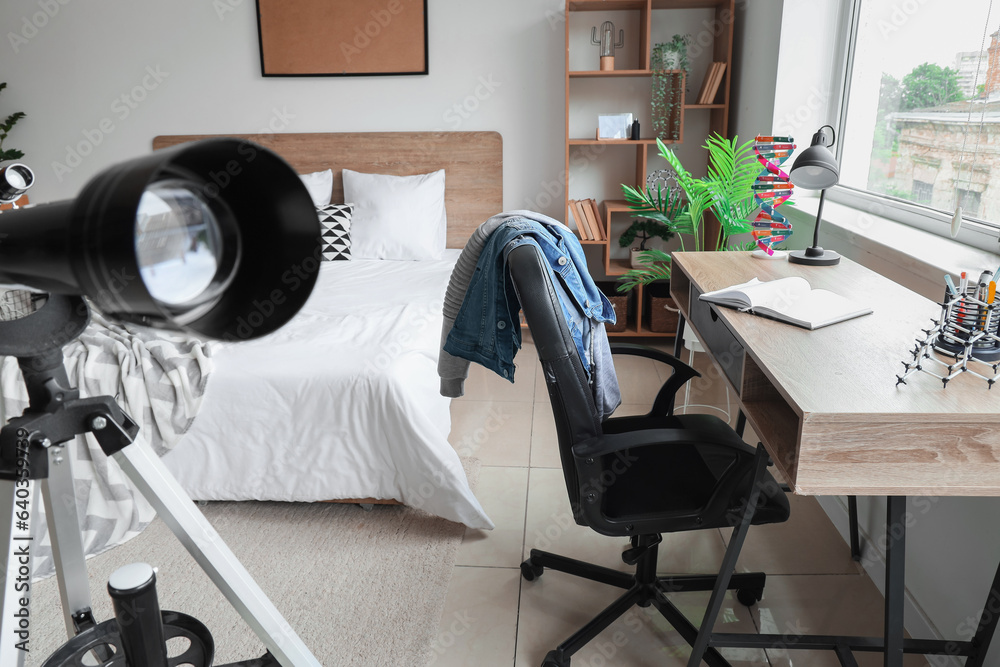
299 169 333 207
343 168 446 260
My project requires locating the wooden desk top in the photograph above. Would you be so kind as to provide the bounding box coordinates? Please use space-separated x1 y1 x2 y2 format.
671 251 1000 496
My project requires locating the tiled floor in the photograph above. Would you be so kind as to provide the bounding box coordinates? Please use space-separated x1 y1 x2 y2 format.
436 336 931 667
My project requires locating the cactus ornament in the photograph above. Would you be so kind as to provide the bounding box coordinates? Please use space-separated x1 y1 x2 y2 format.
591 21 624 71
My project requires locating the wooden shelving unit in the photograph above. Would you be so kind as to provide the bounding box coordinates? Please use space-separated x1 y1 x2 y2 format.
564 0 735 337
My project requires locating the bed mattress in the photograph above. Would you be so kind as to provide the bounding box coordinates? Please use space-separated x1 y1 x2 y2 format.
162 250 492 530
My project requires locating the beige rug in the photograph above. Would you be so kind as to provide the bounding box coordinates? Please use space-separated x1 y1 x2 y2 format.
28 461 479 666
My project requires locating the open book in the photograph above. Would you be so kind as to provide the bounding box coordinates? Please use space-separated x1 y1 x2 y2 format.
699 277 873 330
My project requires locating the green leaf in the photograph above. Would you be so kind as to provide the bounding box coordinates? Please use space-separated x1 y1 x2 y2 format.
0 149 24 161
0 112 25 134
616 249 672 291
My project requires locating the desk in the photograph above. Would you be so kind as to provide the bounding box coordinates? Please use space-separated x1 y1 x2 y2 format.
670 251 1000 667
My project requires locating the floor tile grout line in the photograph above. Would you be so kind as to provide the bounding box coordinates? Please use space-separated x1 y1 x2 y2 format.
513 463 537 666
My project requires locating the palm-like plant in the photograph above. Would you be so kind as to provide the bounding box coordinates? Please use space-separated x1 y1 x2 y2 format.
0 83 26 164
617 134 759 291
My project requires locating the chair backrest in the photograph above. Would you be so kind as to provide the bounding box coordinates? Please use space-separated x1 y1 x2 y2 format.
507 244 604 522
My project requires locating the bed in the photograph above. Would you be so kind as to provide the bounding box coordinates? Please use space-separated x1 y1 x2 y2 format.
152 131 502 530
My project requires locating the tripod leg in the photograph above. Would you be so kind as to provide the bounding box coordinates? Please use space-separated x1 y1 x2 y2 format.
40 438 97 637
113 443 321 667
0 478 35 667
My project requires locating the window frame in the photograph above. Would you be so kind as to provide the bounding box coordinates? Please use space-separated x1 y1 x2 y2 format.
822 0 1000 254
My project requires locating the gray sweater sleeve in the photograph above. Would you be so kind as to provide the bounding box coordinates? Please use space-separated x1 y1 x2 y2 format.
438 211 568 397
438 213 509 397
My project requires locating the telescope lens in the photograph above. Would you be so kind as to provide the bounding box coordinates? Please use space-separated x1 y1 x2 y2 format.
0 164 34 201
5 169 26 189
135 181 233 307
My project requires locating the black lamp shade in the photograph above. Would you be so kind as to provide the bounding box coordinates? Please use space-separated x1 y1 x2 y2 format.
789 143 839 190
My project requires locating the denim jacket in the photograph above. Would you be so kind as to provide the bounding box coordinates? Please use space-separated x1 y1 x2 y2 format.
443 216 621 418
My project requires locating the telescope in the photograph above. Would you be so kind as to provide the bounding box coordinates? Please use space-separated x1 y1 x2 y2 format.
0 138 319 339
0 163 34 204
0 139 324 666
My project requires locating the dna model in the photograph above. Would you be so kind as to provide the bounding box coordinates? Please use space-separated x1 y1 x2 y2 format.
751 135 795 255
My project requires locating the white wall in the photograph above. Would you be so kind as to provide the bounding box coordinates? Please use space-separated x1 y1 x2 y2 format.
0 0 565 216
729 0 783 144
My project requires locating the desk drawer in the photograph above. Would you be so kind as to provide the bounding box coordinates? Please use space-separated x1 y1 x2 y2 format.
689 284 744 391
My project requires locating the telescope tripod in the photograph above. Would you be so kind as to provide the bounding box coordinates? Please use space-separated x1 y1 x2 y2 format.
0 296 320 666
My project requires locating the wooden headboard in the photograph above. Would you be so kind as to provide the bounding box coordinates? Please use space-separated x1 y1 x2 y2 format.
152 132 503 248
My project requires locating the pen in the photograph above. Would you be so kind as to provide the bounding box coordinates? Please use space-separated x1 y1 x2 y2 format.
990 282 996 304
993 265 1000 284
979 270 992 301
957 272 969 326
944 274 958 296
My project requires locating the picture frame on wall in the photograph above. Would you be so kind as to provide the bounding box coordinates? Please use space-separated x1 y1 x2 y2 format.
255 0 428 77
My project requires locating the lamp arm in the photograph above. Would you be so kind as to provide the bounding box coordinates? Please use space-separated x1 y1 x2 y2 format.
809 188 828 256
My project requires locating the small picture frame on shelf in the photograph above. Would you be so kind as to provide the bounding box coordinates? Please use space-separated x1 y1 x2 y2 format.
597 113 634 140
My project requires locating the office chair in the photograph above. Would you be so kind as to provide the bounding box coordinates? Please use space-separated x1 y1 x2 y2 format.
508 244 790 667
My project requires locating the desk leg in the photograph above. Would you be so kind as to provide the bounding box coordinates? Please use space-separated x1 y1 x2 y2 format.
965 556 1000 666
884 496 906 667
848 496 861 561
675 316 686 358
686 444 769 667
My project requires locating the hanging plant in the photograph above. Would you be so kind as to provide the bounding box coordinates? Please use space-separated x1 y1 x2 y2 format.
651 35 690 141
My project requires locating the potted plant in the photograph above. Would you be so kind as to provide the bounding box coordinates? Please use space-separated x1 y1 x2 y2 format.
617 133 760 292
651 35 690 141
0 83 26 165
619 219 674 268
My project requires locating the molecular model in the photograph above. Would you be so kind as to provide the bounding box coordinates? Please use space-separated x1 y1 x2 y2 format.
751 135 795 255
897 271 1000 388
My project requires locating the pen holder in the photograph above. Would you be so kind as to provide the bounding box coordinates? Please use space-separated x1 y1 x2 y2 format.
936 286 1000 362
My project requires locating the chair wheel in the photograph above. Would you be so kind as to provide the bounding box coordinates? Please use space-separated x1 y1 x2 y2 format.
736 587 763 607
542 649 569 667
521 560 544 581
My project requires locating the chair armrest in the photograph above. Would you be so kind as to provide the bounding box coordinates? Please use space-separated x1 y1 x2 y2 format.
610 344 699 416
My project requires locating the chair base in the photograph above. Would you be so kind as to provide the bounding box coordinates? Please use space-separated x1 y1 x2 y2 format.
522 542 765 667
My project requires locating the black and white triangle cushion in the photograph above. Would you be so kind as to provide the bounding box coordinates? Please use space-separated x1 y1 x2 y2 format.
317 203 353 261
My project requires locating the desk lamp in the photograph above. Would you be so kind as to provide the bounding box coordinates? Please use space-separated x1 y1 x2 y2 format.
789 124 840 266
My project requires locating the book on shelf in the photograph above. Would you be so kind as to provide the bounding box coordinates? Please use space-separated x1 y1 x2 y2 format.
568 200 591 239
573 200 593 239
586 199 605 241
698 276 873 330
696 62 726 105
581 199 601 241
695 63 715 104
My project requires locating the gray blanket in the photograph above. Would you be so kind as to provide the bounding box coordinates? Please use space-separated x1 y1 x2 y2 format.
0 309 214 579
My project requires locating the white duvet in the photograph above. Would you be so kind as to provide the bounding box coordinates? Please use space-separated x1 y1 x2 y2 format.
162 250 493 530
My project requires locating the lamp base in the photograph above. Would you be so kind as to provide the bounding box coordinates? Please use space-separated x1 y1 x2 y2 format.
788 247 841 266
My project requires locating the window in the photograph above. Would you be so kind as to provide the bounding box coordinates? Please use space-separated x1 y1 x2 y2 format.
832 0 1000 250
912 180 934 205
958 187 983 216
